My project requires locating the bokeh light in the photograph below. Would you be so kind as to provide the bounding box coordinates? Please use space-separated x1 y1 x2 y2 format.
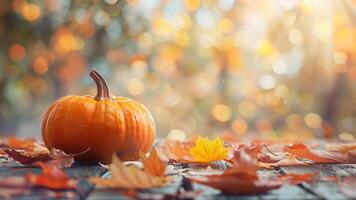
0 0 354 141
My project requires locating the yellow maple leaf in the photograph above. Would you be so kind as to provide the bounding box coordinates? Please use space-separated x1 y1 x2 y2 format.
189 136 229 163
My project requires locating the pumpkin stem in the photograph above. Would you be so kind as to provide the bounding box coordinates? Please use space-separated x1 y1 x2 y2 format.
90 69 111 100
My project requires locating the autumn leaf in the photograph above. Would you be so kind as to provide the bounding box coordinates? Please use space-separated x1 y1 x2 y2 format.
188 149 281 194
90 154 169 189
140 148 167 177
4 149 49 165
189 136 229 163
26 162 77 190
326 143 356 153
4 148 74 168
7 136 35 150
259 154 307 169
189 149 314 194
284 143 344 163
156 139 195 163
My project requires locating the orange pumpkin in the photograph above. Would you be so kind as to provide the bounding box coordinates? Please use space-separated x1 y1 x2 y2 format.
42 69 155 164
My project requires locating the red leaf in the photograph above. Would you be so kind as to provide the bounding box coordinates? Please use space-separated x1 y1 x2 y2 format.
189 149 282 194
25 162 77 190
4 149 49 165
4 148 74 168
284 143 342 163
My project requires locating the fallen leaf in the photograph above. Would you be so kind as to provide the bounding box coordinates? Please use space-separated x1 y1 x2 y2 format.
140 148 167 177
90 154 169 189
4 149 49 165
4 148 74 168
44 148 74 168
189 147 314 194
267 155 307 168
7 136 35 150
326 143 356 153
284 143 343 163
26 162 77 190
188 149 280 194
156 140 194 163
189 136 229 163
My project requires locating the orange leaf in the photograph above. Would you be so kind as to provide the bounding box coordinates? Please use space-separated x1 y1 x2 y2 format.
326 143 356 153
156 140 194 163
26 162 77 190
284 143 341 163
189 149 282 194
4 147 74 168
140 148 166 177
90 154 169 189
8 136 35 150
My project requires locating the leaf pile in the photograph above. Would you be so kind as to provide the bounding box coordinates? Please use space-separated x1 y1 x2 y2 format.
1 136 75 168
1 134 356 197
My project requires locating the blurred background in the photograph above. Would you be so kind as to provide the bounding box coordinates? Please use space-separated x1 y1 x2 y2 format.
0 0 355 142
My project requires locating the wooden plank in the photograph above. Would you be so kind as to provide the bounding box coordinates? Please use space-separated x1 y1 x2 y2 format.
280 165 348 200
0 161 107 200
87 167 316 200
336 164 356 175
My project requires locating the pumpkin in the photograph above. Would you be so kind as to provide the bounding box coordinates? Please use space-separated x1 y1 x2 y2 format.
42 69 155 164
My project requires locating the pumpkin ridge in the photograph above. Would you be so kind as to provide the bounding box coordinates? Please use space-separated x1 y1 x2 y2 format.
139 103 155 151
114 101 126 154
62 97 80 151
136 103 149 151
46 96 74 148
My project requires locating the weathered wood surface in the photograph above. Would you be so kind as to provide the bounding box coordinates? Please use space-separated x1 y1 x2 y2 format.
1 161 355 200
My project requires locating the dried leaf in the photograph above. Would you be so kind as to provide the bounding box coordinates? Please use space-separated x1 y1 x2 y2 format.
326 143 356 153
45 148 74 168
4 148 74 168
191 152 314 194
284 143 342 163
189 150 281 194
25 162 77 190
4 149 49 165
7 136 35 150
156 140 195 163
189 136 229 163
265 155 307 168
140 148 167 177
90 154 169 189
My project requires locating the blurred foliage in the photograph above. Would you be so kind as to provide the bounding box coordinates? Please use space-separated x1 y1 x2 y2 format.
0 0 355 141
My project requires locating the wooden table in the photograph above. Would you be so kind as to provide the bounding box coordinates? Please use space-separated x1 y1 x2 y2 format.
1 160 355 199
